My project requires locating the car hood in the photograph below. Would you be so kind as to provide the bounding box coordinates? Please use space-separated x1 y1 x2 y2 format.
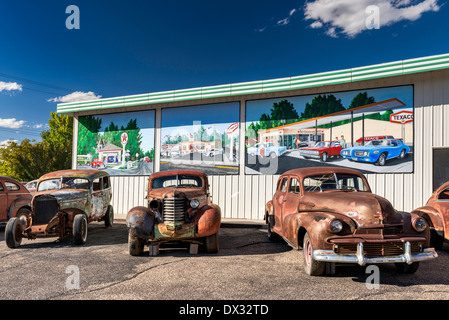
33 189 89 201
301 191 403 226
301 147 328 152
148 188 206 200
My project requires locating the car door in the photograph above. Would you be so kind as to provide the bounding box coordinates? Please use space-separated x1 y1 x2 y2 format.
0 181 7 221
330 142 342 157
91 177 105 219
281 177 301 242
272 176 288 235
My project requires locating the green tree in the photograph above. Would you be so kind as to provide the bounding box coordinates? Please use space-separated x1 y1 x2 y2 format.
349 92 376 109
0 112 73 181
301 94 345 120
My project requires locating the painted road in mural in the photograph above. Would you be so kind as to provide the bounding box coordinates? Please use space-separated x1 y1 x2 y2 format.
246 148 414 175
78 160 153 176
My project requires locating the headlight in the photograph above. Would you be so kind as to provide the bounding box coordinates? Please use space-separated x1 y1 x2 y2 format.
363 151 369 156
413 217 427 232
342 151 349 155
190 199 200 208
330 219 343 233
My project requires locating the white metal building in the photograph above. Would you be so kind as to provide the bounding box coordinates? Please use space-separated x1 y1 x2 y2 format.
57 53 449 220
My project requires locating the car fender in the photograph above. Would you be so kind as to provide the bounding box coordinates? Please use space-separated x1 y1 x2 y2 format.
291 211 356 250
411 206 444 232
7 195 32 219
264 200 274 222
126 206 155 239
194 204 221 237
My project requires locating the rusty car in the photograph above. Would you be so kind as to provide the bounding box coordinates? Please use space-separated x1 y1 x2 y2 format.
126 170 221 256
412 181 449 249
265 167 437 276
5 169 114 248
0 176 32 224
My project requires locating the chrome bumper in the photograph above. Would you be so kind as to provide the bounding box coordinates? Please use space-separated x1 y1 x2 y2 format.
313 242 438 266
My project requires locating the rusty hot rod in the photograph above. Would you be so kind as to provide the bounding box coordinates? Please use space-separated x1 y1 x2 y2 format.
265 167 437 276
126 170 221 256
5 169 114 248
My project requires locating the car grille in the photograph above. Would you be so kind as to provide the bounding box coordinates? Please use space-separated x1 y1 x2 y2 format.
354 151 367 157
334 242 421 257
33 196 59 225
162 198 186 223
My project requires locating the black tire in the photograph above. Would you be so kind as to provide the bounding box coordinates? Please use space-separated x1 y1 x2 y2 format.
5 217 22 249
376 153 387 166
430 229 444 250
205 233 219 253
128 231 145 256
73 214 88 245
267 216 280 241
399 149 406 159
320 152 328 162
303 232 325 276
395 262 419 274
104 205 114 228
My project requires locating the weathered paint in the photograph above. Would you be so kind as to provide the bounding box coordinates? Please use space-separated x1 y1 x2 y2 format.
267 167 433 261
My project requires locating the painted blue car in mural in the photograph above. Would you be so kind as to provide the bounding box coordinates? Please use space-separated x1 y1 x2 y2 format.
341 139 410 166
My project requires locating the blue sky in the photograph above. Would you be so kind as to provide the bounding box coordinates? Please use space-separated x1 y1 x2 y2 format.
0 0 448 144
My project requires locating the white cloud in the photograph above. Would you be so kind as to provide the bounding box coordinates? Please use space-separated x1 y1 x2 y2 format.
277 8 298 26
48 91 102 103
32 124 43 129
0 139 18 147
0 81 22 92
304 0 441 38
0 118 26 129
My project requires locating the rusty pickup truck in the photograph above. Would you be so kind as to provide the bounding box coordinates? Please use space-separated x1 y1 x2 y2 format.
126 170 221 256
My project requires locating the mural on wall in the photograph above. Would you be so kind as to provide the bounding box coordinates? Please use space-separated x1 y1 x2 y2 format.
245 85 414 175
77 110 155 176
160 102 240 175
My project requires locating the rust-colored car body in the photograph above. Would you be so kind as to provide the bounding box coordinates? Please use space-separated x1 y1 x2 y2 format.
5 169 113 248
412 181 449 249
265 167 437 275
126 170 221 256
0 176 32 223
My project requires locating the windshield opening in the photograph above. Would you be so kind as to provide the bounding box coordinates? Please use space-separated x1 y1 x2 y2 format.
151 175 203 189
37 177 90 192
303 173 368 192
315 142 330 148
366 140 389 146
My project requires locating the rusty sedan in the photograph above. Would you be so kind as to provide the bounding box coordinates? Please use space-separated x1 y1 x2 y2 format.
126 170 221 256
0 176 32 224
412 181 449 249
5 169 114 248
265 167 437 276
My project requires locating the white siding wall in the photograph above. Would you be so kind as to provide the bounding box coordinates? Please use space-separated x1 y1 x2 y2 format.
104 70 449 220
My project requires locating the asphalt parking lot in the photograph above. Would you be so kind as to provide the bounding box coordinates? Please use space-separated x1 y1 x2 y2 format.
1 219 449 303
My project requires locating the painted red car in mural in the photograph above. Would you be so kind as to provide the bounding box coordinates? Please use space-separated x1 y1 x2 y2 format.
265 167 437 276
299 141 342 162
412 181 449 249
0 176 32 224
126 170 221 256
5 169 114 249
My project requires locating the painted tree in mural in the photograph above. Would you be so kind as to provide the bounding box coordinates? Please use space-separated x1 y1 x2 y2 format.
103 118 144 161
301 94 345 120
268 99 300 127
348 92 376 109
78 115 102 159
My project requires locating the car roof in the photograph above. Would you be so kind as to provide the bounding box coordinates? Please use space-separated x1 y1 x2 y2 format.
281 167 365 179
38 169 109 182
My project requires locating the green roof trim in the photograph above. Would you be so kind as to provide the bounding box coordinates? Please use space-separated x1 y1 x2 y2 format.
57 52 449 114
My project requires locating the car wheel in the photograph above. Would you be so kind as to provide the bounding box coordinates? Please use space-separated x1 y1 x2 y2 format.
430 229 444 250
16 207 31 225
395 262 419 274
320 152 328 162
205 233 219 253
270 152 277 159
303 232 325 276
104 205 114 228
73 214 88 245
5 217 23 249
128 231 145 256
399 149 406 159
376 153 387 166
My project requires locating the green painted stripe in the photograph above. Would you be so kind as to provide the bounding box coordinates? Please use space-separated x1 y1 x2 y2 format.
57 52 449 114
